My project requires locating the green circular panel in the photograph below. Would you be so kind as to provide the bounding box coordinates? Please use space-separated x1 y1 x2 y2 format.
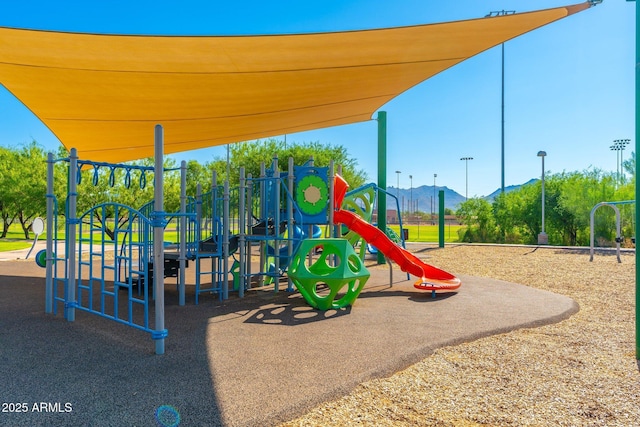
296 174 328 216
35 249 47 268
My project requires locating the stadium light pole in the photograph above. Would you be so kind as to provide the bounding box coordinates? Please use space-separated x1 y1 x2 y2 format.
409 174 413 215
486 10 515 194
395 170 401 215
612 138 631 184
460 157 473 200
433 173 437 219
537 151 548 245
631 0 639 361
610 142 620 184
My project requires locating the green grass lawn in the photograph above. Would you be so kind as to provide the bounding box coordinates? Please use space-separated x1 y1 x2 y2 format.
0 227 35 251
0 239 31 251
0 221 464 252
388 224 463 243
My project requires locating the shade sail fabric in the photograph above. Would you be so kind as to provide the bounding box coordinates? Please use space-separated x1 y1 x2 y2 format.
0 2 590 163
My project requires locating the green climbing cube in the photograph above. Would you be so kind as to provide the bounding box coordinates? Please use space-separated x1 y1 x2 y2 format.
288 238 370 310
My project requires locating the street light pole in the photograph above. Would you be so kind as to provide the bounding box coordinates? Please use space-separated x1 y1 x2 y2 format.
611 139 631 184
537 151 548 245
395 170 401 216
460 157 473 200
409 175 413 215
501 41 505 194
433 174 437 219
486 10 515 194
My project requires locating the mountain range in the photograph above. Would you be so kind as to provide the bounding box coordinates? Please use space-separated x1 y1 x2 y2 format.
385 178 538 212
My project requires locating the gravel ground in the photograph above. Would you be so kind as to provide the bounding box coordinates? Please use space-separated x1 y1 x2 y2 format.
280 245 639 426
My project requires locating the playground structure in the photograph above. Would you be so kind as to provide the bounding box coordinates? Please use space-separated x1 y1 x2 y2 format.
44 126 460 354
589 200 635 263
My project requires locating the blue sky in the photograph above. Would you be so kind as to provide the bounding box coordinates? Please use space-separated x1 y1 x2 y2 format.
0 0 634 197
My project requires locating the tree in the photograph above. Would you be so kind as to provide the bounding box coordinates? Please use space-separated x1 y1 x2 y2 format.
0 146 19 237
552 170 616 246
0 142 49 239
208 139 368 189
456 197 496 242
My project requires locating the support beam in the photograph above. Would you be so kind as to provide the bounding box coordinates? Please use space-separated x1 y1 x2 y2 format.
153 125 166 355
634 0 639 360
45 153 54 313
377 111 387 265
179 160 186 306
438 190 445 248
66 148 78 322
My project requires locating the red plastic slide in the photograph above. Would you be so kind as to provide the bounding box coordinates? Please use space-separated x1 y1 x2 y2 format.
333 209 461 292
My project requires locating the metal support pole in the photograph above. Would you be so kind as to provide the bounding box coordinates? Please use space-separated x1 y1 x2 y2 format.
258 162 266 287
501 42 505 194
377 111 387 265
195 184 202 304
153 125 166 355
45 152 54 313
245 174 252 293
287 158 294 292
541 155 545 234
273 157 280 292
438 190 445 248
634 0 639 361
66 148 78 322
223 178 230 300
179 161 186 306
239 167 246 297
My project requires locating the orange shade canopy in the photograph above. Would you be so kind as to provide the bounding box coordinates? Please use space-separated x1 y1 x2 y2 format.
0 2 590 163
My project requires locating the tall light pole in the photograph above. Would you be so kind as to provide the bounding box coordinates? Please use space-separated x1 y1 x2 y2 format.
537 151 548 245
395 170 401 215
409 174 413 215
611 138 630 184
460 157 473 200
610 142 621 184
433 173 437 219
486 10 515 194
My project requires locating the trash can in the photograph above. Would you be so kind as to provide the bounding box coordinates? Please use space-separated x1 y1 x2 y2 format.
402 229 409 241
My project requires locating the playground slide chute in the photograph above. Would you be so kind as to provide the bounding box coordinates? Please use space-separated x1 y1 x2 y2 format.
333 209 461 292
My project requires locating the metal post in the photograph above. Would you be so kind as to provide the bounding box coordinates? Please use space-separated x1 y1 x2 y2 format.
634 0 639 361
238 167 246 297
460 157 473 200
501 42 505 194
66 148 78 322
245 174 252 294
287 157 295 292
433 174 437 220
537 151 547 245
409 175 413 215
195 183 202 304
45 152 54 313
541 155 545 234
258 162 266 287
179 160 186 306
153 125 166 355
377 111 387 265
273 158 280 292
438 190 445 248
223 178 230 300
